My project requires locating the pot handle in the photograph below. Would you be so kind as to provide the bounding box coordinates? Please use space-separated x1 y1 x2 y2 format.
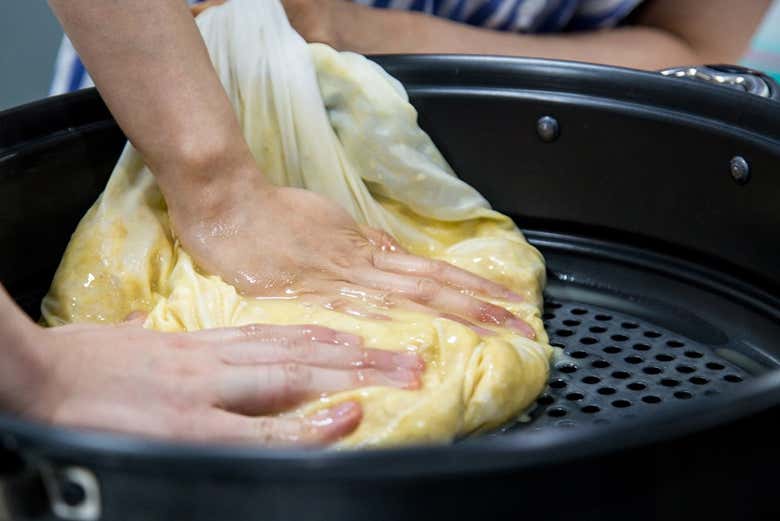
659 64 779 100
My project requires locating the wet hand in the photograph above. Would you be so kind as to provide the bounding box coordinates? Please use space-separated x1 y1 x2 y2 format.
171 185 535 338
22 318 423 446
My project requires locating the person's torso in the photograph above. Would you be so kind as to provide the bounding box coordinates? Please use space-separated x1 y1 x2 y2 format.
51 0 643 95
350 0 643 33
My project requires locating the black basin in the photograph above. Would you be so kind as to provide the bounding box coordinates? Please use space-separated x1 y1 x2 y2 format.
0 56 779 521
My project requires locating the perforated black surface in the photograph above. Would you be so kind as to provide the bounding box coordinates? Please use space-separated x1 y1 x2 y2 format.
518 299 750 431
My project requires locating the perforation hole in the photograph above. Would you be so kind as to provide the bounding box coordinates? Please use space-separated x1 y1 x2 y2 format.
537 300 751 433
546 302 562 310
549 379 567 389
548 408 567 417
537 394 554 405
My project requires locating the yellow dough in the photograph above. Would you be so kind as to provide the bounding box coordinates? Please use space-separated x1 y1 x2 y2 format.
41 0 551 447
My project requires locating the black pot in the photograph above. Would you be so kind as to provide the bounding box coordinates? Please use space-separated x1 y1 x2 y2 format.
1 57 779 521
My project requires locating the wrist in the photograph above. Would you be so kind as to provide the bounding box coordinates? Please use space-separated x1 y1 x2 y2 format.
0 298 47 415
154 139 272 223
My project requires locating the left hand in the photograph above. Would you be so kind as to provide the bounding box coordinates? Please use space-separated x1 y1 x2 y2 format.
168 181 535 339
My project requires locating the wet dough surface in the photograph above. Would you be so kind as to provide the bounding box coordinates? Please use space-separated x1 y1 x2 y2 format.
42 0 551 447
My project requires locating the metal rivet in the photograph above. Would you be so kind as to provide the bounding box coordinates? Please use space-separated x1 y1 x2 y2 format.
730 156 750 185
61 480 87 507
537 116 559 142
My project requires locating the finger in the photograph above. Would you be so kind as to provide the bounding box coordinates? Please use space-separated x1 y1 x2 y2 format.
352 268 535 339
217 341 424 371
216 363 421 415
194 324 362 348
191 0 226 17
204 401 362 446
308 281 496 336
322 298 392 321
372 251 523 302
122 311 148 325
438 313 497 337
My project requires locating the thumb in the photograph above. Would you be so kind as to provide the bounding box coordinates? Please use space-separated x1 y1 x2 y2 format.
122 311 149 326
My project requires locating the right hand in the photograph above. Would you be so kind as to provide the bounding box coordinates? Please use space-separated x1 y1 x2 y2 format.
16 317 423 446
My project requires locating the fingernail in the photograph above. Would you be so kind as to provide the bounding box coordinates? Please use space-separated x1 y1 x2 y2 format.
387 368 422 389
393 352 425 370
505 291 524 303
506 318 537 339
310 402 358 426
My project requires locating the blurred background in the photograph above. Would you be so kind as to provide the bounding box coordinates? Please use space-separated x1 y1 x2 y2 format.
0 2 62 110
0 1 777 111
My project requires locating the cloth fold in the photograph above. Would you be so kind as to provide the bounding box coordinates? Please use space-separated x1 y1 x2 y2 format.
42 0 551 447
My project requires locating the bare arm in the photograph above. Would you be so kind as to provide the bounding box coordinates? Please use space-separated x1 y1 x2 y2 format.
47 0 262 216
289 0 769 70
0 0 532 442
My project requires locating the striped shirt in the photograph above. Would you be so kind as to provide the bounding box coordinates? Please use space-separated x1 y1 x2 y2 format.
51 0 644 95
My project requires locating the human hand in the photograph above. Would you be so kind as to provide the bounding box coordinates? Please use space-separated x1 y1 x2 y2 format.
169 184 535 338
15 317 422 446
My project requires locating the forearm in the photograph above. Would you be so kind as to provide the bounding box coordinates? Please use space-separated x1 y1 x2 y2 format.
337 10 692 70
0 285 43 414
47 1 263 212
334 0 768 71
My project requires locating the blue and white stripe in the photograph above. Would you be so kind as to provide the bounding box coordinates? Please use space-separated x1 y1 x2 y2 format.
51 0 643 95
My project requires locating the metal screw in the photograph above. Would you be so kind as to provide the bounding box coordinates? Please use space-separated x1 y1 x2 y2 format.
60 480 87 507
536 116 560 142
730 156 750 185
